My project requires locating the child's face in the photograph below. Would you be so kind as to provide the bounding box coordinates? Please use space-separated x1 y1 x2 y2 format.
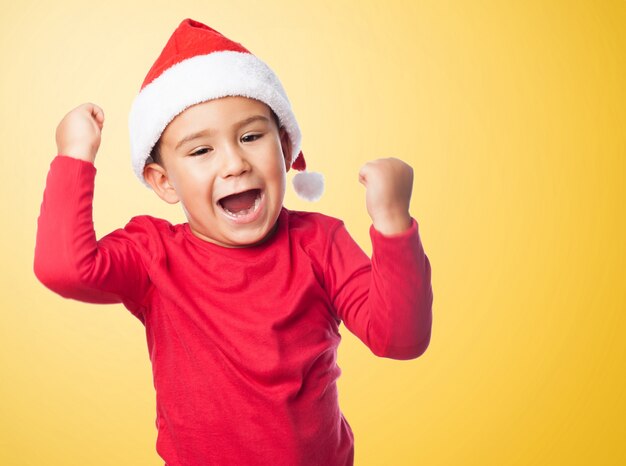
144 96 292 248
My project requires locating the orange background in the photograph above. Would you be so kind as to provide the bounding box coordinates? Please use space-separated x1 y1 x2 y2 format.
1 1 625 464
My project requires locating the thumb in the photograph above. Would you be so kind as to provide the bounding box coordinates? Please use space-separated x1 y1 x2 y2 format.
88 103 105 129
358 164 370 187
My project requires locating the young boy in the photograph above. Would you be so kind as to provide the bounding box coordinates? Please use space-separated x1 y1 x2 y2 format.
34 18 433 466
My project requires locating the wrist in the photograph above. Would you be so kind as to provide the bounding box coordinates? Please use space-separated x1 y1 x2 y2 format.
57 147 96 164
372 211 412 236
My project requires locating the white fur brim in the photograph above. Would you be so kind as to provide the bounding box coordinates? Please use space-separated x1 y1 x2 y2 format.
129 51 302 188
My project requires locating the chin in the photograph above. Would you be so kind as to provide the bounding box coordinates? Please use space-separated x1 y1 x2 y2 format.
225 225 276 248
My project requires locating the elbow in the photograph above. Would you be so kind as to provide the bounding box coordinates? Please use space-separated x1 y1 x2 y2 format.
33 256 73 297
400 288 434 360
33 246 122 304
34 254 53 289
34 241 62 293
372 299 433 360
374 331 432 360
385 279 433 360
34 254 121 304
408 332 432 359
33 250 86 299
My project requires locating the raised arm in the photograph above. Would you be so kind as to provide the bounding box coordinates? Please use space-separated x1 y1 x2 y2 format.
325 158 433 360
34 103 152 313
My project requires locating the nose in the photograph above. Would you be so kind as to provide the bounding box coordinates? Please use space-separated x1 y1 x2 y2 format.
220 144 251 178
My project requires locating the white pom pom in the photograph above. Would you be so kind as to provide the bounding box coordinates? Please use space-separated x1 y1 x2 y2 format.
292 171 324 201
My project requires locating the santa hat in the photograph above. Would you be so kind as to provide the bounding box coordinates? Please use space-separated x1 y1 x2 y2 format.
128 18 324 201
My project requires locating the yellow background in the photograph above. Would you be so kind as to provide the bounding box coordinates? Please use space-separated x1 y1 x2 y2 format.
1 1 625 464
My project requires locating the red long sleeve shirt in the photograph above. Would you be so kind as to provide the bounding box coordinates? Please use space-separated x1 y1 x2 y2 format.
34 155 433 466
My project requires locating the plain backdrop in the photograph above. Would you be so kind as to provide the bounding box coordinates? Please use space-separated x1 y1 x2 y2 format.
1 1 625 464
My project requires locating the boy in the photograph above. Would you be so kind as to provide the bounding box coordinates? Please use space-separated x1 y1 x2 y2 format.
34 18 433 466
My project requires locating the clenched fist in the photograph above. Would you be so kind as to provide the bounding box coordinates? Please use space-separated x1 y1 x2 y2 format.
359 157 413 235
55 102 105 163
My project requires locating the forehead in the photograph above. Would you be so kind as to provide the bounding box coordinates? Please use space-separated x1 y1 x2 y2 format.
163 96 271 139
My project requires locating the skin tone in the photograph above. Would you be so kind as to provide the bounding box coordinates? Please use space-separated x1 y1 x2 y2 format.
55 101 413 242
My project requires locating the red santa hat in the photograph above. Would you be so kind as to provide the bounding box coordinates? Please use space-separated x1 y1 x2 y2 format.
129 18 324 201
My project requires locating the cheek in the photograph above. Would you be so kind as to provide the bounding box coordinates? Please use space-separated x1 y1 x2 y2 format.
173 167 214 199
265 162 285 186
273 168 288 198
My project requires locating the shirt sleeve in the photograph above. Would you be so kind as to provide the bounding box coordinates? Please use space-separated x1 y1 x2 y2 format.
323 219 433 360
33 155 153 317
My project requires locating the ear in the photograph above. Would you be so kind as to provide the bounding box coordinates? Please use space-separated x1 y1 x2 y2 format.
279 126 293 172
143 162 180 204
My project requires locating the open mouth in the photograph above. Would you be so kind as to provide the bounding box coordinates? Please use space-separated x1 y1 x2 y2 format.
217 189 262 217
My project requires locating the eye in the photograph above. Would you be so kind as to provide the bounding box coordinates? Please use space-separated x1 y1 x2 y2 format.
242 133 262 143
190 148 210 156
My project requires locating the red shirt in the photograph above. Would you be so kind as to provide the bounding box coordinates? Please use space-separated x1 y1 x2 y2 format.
34 155 433 466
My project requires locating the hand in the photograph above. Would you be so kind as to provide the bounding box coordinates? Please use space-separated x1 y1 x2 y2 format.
358 157 413 235
55 102 105 163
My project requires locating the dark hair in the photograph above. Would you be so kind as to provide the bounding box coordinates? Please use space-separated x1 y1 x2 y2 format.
149 107 281 167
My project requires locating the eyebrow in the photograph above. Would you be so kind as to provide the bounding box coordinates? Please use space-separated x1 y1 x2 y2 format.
174 115 271 151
